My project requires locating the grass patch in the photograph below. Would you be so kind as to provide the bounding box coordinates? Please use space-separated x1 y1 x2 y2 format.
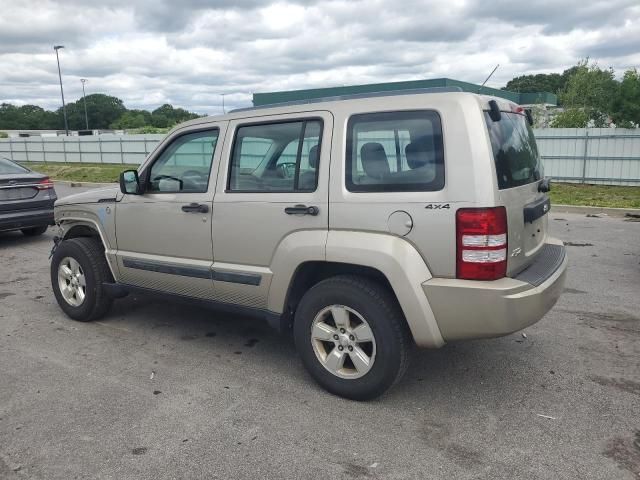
550 183 640 209
19 162 136 183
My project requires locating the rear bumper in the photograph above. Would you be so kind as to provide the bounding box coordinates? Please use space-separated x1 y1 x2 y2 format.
423 237 567 341
0 208 55 232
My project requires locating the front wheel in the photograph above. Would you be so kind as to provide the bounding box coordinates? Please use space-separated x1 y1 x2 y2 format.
293 275 412 400
50 237 114 321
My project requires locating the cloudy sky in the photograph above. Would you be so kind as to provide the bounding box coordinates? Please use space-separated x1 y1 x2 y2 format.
1 0 638 114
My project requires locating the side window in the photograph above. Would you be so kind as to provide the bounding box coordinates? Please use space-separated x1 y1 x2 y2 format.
228 119 322 192
148 130 218 193
237 137 274 171
346 111 444 192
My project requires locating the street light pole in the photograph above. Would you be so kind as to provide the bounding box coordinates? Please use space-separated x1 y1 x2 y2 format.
53 45 69 135
221 93 226 114
80 78 89 130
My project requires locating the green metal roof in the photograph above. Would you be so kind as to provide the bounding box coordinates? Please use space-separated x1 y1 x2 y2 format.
252 78 557 107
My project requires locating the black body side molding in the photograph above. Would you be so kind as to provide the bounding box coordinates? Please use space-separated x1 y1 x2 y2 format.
102 282 283 331
122 258 261 286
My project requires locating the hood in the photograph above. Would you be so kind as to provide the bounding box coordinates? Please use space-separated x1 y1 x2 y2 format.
55 186 121 206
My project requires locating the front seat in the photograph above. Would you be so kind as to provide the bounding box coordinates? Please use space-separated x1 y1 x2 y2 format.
360 142 390 182
405 140 432 169
299 144 319 190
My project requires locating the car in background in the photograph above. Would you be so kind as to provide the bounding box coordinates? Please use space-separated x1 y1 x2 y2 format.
0 157 57 236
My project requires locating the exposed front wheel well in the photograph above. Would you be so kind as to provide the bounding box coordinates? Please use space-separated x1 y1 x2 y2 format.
282 262 396 329
63 224 101 241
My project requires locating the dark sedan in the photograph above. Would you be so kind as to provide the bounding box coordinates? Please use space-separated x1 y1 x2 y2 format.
0 157 57 236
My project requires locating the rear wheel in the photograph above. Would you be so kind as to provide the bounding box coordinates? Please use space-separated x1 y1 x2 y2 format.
293 275 411 400
51 237 114 321
21 225 48 236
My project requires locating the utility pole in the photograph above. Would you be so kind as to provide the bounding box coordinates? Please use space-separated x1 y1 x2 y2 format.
221 93 226 114
53 45 69 135
80 78 89 130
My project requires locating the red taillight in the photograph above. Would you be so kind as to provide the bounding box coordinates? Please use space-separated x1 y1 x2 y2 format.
456 207 508 280
36 177 54 190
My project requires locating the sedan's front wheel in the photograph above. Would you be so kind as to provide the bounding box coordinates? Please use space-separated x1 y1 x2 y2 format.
21 225 48 236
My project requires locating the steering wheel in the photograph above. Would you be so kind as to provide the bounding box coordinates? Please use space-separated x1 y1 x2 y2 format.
276 162 297 179
152 174 183 191
183 170 206 179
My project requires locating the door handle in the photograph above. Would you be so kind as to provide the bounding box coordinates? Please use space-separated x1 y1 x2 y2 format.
181 202 209 213
284 204 319 216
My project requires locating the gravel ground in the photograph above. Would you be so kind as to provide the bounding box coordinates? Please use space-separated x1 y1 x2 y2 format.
0 185 639 479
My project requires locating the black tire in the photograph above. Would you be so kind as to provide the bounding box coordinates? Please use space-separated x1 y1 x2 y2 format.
293 275 412 400
21 225 48 236
50 237 114 321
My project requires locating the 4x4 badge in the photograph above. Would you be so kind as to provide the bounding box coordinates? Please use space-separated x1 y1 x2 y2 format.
511 247 522 257
424 203 450 210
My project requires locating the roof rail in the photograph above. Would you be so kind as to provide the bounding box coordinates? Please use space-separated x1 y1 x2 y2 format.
231 86 464 113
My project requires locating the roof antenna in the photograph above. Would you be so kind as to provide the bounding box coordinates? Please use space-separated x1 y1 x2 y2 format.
479 64 500 93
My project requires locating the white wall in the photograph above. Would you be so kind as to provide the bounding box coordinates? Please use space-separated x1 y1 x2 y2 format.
2 129 640 186
533 128 640 186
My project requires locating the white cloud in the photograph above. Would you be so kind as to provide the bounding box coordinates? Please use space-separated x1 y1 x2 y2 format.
0 0 638 114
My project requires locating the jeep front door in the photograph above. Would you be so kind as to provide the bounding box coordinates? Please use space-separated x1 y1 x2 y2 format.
114 126 224 298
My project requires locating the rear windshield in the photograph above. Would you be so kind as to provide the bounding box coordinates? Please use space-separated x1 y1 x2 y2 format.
484 112 542 190
0 157 29 175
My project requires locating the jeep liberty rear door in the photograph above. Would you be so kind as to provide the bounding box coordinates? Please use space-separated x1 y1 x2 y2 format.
210 111 332 310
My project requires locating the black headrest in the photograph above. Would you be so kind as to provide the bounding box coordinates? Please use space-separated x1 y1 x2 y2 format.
308 145 319 169
405 140 432 169
360 142 390 179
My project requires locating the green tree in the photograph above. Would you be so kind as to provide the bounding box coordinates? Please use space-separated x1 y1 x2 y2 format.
151 104 200 127
558 60 618 127
550 108 590 128
0 96 201 132
61 94 127 130
0 103 60 129
110 109 152 129
151 113 169 128
504 66 579 96
610 68 640 128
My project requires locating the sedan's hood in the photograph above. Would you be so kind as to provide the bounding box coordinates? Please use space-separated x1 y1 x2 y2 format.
55 186 120 206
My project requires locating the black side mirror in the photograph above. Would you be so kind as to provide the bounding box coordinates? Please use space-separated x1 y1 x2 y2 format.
538 177 551 193
120 170 141 195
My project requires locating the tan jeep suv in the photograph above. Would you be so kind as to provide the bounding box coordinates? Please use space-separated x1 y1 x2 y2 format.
50 89 567 400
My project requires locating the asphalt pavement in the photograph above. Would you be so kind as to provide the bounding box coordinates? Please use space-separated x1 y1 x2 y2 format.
0 184 639 479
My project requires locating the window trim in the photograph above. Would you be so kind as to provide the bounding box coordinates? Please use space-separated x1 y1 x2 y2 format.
345 110 445 193
141 127 220 195
226 116 324 193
